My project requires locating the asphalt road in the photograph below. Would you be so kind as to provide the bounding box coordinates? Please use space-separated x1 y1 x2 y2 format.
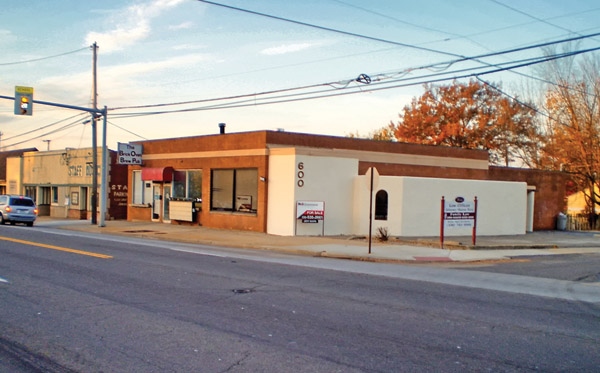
455 253 600 282
0 225 599 372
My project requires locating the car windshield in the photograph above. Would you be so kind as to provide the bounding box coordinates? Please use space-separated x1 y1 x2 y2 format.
9 198 34 207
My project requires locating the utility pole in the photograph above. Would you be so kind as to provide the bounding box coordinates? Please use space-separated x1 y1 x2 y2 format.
42 139 51 151
91 42 98 225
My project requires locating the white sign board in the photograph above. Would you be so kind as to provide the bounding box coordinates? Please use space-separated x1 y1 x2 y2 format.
296 201 325 223
117 142 143 165
444 197 475 228
236 195 253 212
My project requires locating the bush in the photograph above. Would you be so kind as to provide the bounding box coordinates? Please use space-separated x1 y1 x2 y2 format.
376 227 389 242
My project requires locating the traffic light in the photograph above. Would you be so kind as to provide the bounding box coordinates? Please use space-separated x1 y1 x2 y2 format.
14 86 33 116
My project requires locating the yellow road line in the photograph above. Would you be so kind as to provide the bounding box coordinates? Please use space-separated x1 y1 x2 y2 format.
0 236 113 259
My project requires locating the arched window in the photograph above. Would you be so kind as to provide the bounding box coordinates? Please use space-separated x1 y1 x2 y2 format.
375 190 388 220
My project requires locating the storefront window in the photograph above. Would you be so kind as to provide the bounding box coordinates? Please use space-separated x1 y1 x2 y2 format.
173 170 202 200
52 186 59 204
210 168 257 213
24 186 37 203
132 170 145 204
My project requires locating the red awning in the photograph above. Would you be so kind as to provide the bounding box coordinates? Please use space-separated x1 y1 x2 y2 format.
141 167 173 181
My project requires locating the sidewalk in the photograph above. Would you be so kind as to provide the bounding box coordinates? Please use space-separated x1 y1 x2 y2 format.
36 217 600 263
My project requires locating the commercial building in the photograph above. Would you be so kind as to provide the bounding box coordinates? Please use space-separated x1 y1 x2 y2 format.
0 148 37 194
127 130 566 237
6 147 127 220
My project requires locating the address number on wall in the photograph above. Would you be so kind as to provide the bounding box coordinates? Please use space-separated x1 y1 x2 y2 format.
297 162 304 187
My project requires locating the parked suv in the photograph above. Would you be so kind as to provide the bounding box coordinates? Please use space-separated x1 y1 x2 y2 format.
0 195 38 226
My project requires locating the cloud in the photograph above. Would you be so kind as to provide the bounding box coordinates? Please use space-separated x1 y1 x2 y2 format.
0 29 17 46
261 43 315 56
34 53 210 108
85 0 187 53
172 43 205 51
169 21 193 30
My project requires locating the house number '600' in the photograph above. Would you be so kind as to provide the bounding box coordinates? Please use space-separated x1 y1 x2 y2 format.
297 162 304 187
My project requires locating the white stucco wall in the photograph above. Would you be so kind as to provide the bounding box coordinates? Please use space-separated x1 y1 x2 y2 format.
266 154 297 236
354 176 527 237
267 151 358 236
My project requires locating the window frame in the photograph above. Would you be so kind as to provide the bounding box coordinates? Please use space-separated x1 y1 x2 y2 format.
210 168 258 214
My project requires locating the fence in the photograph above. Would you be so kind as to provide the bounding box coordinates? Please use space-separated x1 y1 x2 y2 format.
566 214 600 231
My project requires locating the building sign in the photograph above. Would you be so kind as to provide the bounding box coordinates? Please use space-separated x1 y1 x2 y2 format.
440 196 478 248
296 200 325 223
117 142 143 165
444 196 475 228
111 184 128 208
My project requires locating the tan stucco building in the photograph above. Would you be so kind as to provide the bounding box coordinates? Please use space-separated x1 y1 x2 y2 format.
7 147 127 220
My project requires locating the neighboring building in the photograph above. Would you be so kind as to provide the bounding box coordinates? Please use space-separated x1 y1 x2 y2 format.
7 147 128 220
127 130 566 237
0 148 37 194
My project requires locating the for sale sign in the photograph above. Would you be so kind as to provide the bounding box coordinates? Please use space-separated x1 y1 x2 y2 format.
297 201 325 223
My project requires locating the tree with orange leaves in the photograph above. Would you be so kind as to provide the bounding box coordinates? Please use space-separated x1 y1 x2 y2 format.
388 79 540 166
540 53 600 224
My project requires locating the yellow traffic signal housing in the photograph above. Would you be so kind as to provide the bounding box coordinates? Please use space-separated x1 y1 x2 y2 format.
14 86 33 116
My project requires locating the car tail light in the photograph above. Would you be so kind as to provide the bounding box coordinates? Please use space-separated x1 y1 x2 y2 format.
5 206 11 213
34 208 39 215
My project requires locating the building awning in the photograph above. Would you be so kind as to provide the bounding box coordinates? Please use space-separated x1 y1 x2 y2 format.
141 167 173 181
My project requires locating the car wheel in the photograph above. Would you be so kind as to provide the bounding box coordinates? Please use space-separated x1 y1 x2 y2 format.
9 221 15 225
0 214 4 225
27 222 33 227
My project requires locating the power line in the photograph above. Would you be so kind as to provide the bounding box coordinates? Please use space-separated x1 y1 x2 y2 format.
109 32 600 113
330 0 496 52
0 47 88 66
107 120 148 140
108 46 600 118
1 113 88 141
0 116 88 150
489 0 582 36
196 0 472 60
195 0 600 100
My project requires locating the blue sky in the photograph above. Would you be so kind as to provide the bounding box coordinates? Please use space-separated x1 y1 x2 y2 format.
1 0 599 151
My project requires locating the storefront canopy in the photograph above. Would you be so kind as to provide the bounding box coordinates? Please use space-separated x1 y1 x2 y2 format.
141 167 173 181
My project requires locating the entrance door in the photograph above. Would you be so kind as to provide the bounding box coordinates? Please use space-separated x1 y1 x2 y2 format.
163 184 171 223
80 188 88 220
152 184 162 221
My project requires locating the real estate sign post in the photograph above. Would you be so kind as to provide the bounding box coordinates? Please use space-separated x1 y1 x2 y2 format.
440 196 478 249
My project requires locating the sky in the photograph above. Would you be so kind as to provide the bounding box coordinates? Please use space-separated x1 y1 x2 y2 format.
1 0 599 152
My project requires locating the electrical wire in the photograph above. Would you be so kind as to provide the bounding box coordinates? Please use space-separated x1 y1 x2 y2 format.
109 32 600 114
0 47 88 66
196 0 600 77
0 116 88 150
196 0 474 60
490 0 583 36
108 46 600 119
1 113 88 141
107 120 148 140
330 0 496 53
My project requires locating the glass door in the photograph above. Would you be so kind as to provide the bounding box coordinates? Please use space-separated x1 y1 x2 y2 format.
163 184 171 223
152 184 161 221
